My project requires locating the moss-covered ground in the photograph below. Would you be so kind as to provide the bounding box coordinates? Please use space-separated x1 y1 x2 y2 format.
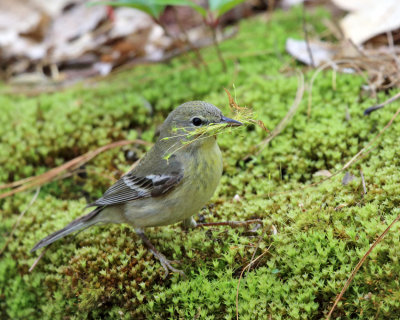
1 6 400 319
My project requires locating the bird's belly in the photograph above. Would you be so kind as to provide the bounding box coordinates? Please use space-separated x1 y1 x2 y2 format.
124 185 209 227
124 141 222 228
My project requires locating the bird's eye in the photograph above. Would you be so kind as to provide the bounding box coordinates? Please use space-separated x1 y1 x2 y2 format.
192 117 202 126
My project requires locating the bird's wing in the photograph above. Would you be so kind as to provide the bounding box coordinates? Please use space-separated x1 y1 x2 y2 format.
88 157 183 207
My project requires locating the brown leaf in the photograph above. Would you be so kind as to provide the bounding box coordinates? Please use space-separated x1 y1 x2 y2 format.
285 38 336 66
332 0 400 45
313 170 332 178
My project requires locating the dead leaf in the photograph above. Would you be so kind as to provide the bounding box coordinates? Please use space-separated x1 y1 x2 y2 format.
0 0 42 34
0 0 47 60
30 0 76 17
313 170 332 178
332 0 400 45
109 8 154 38
286 38 336 66
334 203 348 211
46 4 108 62
281 0 304 9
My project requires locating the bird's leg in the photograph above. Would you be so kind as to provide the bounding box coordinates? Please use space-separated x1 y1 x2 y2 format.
135 228 185 278
181 217 197 230
194 219 263 231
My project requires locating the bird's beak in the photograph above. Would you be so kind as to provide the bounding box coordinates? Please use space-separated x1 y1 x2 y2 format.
220 115 243 127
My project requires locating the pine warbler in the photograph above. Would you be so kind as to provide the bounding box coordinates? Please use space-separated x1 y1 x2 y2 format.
32 101 243 277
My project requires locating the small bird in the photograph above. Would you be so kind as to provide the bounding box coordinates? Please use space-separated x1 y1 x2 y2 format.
31 101 245 277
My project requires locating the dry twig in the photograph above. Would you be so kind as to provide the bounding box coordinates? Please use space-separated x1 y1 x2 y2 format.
29 246 49 272
0 139 150 200
236 245 271 320
360 169 367 195
326 213 400 319
386 31 400 72
302 4 315 68
364 90 400 115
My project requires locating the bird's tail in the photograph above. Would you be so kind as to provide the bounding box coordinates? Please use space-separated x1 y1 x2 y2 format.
31 206 104 252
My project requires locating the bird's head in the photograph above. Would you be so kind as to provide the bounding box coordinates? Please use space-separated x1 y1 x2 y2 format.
159 101 242 143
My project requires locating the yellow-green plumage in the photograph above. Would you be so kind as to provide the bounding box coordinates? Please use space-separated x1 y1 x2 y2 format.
31 101 241 276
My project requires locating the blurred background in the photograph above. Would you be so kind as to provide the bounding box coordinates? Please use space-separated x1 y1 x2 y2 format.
2 1 400 319
2 0 399 91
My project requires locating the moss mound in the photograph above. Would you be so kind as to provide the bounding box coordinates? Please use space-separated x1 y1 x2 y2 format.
1 7 400 319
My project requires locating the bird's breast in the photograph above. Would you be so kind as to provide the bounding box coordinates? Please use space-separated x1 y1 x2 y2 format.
123 139 223 228
186 139 223 194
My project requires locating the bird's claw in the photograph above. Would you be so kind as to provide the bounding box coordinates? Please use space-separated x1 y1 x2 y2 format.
154 252 186 279
136 229 186 279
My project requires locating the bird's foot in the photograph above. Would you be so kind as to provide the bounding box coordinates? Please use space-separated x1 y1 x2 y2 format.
152 250 185 279
136 228 186 279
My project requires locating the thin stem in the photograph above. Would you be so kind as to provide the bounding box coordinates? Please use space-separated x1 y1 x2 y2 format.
29 246 49 272
195 219 262 229
302 3 315 67
156 17 200 68
236 246 271 320
0 139 149 200
364 90 400 115
172 7 209 72
326 213 400 319
210 25 227 72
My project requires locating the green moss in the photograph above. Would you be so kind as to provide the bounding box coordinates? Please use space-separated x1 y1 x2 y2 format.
1 6 400 319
